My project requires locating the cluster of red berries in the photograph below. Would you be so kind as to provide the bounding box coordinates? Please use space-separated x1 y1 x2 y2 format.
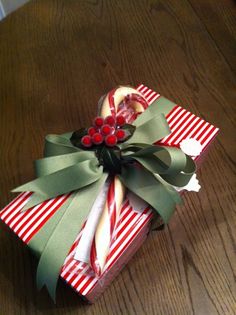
81 115 127 148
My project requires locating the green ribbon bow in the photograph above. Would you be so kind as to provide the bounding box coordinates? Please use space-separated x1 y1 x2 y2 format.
12 98 196 301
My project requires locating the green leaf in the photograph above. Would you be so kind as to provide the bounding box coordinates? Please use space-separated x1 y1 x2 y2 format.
98 147 122 173
121 124 136 141
70 128 87 148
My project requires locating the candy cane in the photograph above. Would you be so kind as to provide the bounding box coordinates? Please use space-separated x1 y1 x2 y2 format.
101 87 147 116
90 86 148 276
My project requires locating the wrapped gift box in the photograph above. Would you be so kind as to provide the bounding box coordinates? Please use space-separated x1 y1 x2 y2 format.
0 84 219 303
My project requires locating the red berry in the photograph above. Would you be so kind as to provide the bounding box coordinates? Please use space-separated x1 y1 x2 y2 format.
92 132 103 145
88 127 96 136
116 115 126 126
101 124 112 136
81 135 92 148
105 134 117 147
105 115 116 126
94 116 104 128
116 129 126 141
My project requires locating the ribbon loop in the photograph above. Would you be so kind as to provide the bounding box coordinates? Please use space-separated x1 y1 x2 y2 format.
118 165 181 224
44 133 80 157
13 159 103 201
35 151 96 177
161 155 196 186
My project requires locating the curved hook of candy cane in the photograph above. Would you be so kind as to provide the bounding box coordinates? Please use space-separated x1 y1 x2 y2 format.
100 86 146 117
90 86 148 276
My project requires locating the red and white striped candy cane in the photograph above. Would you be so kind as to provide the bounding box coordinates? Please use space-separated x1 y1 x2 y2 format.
90 86 148 276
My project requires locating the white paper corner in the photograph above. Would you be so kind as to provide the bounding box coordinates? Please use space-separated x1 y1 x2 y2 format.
180 138 202 157
175 174 201 192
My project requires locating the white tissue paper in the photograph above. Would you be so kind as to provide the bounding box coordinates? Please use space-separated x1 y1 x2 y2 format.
74 179 110 263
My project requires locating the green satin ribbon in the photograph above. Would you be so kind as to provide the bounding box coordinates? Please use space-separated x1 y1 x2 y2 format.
12 97 196 301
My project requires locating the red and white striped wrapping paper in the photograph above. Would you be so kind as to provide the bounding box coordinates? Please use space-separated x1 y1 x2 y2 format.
0 84 219 302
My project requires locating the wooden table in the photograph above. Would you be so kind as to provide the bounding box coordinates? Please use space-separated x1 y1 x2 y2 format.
0 1 235 314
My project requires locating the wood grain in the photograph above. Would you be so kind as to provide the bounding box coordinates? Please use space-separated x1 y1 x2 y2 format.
0 0 235 314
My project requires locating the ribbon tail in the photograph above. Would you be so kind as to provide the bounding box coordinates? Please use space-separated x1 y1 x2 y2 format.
119 165 181 224
133 96 176 127
36 173 108 302
28 194 73 258
20 193 50 211
126 113 170 145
